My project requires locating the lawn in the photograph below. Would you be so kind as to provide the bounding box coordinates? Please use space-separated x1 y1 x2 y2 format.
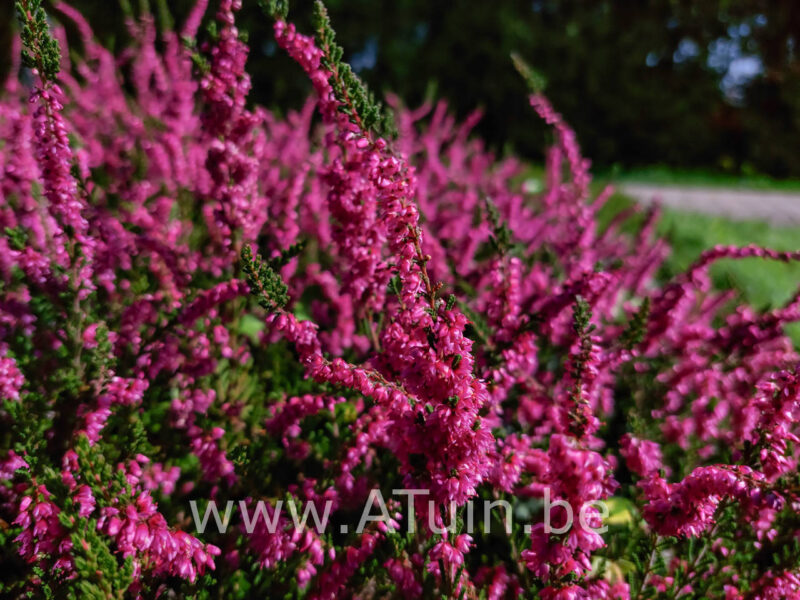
595 187 800 343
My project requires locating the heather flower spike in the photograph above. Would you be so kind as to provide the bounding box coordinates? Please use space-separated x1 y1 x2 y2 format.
310 0 395 137
3 0 800 597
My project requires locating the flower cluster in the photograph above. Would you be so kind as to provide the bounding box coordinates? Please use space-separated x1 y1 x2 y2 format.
2 1 800 598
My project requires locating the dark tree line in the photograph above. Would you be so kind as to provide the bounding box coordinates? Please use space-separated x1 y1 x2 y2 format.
2 0 799 176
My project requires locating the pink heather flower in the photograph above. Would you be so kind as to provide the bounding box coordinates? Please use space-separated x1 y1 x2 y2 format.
529 93 591 200
641 465 770 538
750 369 800 479
140 463 181 496
97 491 219 583
74 485 95 518
559 331 604 439
271 29 495 512
0 352 24 401
309 530 381 600
521 435 616 581
738 570 800 600
106 376 149 406
6 4 800 597
29 84 95 287
189 425 236 485
385 557 423 597
473 565 523 600
429 534 473 570
242 500 326 587
13 486 73 573
620 434 664 478
81 323 99 349
585 580 631 599
198 0 263 257
181 0 209 39
77 376 149 444
0 450 29 480
539 584 591 600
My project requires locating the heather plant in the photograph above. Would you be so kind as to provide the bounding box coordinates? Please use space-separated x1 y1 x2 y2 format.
2 1 800 599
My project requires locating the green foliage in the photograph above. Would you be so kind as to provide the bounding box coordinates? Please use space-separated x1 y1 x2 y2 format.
273 239 307 270
311 1 395 138
241 245 290 311
571 295 592 336
15 0 61 81
388 274 402 299
620 296 651 350
259 0 289 21
511 52 546 95
66 524 134 599
459 300 493 348
4 226 28 251
485 197 513 256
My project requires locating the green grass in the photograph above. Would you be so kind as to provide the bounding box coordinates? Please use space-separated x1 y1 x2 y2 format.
606 166 800 192
524 166 800 340
596 190 800 343
656 209 800 309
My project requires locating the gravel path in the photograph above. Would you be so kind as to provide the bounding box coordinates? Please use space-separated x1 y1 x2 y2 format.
621 184 800 227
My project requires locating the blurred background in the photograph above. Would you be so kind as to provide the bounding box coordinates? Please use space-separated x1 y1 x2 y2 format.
2 0 799 178
3 0 800 334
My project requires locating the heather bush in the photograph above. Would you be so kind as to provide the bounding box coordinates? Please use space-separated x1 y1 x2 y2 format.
3 1 800 598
